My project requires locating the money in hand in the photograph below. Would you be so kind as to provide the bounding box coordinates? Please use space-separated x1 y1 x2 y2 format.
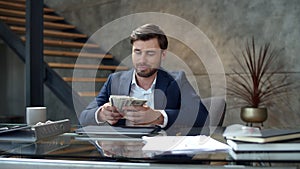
109 95 147 111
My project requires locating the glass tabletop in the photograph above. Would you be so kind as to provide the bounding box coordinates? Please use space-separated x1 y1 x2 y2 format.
0 125 299 165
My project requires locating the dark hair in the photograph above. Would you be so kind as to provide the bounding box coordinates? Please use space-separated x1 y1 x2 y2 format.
130 24 168 50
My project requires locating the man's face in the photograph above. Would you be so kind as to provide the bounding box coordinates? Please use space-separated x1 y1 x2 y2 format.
132 38 166 78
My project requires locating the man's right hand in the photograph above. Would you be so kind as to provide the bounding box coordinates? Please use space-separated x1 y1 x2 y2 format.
97 103 123 125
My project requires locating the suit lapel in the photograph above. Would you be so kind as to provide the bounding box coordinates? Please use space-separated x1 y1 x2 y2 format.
113 70 132 126
154 70 170 109
119 69 133 95
111 69 133 95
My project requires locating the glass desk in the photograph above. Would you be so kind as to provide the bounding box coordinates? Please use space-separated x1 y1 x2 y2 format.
0 125 299 169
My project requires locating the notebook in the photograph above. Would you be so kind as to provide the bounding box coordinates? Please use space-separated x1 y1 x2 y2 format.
225 128 300 143
227 139 300 152
228 149 300 160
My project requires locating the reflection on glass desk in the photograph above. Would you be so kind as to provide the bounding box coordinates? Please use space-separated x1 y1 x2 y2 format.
0 125 299 169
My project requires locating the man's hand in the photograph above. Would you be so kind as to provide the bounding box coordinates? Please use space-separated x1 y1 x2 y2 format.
97 140 144 157
122 105 163 125
97 103 123 125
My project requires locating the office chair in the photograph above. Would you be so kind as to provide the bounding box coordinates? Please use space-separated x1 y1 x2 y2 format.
201 97 226 126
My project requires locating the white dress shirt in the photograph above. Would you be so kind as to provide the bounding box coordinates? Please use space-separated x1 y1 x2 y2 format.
95 71 168 128
129 71 168 128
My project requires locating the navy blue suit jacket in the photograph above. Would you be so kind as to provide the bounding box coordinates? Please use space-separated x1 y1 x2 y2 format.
79 69 209 129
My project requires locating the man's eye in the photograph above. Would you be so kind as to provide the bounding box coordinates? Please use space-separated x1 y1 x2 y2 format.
146 51 156 56
134 51 142 55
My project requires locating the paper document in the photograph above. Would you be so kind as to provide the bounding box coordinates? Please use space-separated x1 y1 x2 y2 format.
142 135 230 152
222 124 261 137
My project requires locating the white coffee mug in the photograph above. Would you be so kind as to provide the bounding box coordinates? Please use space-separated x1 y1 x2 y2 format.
26 107 47 125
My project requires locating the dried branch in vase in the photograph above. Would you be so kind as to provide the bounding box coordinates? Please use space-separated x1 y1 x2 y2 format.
228 37 292 108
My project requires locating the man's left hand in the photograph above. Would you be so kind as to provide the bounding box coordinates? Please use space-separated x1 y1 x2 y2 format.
121 106 163 125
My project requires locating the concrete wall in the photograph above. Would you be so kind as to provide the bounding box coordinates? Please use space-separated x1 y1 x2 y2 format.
45 0 300 126
0 43 25 122
34 0 300 126
0 42 77 123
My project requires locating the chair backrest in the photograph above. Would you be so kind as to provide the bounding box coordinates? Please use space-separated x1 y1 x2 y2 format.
201 97 226 126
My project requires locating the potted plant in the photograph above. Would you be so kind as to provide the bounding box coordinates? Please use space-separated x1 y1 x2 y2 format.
228 37 291 126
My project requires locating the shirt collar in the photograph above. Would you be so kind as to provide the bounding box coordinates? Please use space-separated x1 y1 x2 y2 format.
131 70 157 88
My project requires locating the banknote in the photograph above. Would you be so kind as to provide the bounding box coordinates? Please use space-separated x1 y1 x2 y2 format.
130 99 148 106
109 95 147 111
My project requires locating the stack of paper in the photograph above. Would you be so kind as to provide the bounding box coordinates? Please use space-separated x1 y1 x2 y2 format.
142 135 230 153
222 124 261 138
109 95 147 111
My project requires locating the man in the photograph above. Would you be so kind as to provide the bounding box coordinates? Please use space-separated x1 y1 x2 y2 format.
79 24 209 129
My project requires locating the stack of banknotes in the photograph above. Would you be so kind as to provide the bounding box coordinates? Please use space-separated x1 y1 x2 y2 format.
109 95 147 111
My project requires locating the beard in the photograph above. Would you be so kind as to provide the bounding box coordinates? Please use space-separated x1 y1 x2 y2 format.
136 68 158 77
135 64 158 78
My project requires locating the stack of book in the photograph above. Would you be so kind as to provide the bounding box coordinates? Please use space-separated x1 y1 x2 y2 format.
223 124 300 160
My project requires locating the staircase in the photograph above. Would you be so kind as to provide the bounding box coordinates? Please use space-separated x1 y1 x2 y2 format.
0 0 128 114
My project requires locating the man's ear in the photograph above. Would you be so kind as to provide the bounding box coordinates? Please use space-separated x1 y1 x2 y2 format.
161 50 167 60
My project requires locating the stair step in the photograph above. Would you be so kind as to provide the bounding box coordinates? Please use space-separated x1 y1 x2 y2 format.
2 0 124 100
0 8 64 21
63 77 107 82
10 26 87 39
48 63 128 70
21 37 99 48
0 16 75 30
11 0 26 2
43 39 99 48
78 92 98 97
44 50 113 59
0 1 54 13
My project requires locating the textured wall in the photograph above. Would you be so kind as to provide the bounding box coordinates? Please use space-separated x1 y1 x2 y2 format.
44 0 300 127
0 43 76 123
0 44 25 122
